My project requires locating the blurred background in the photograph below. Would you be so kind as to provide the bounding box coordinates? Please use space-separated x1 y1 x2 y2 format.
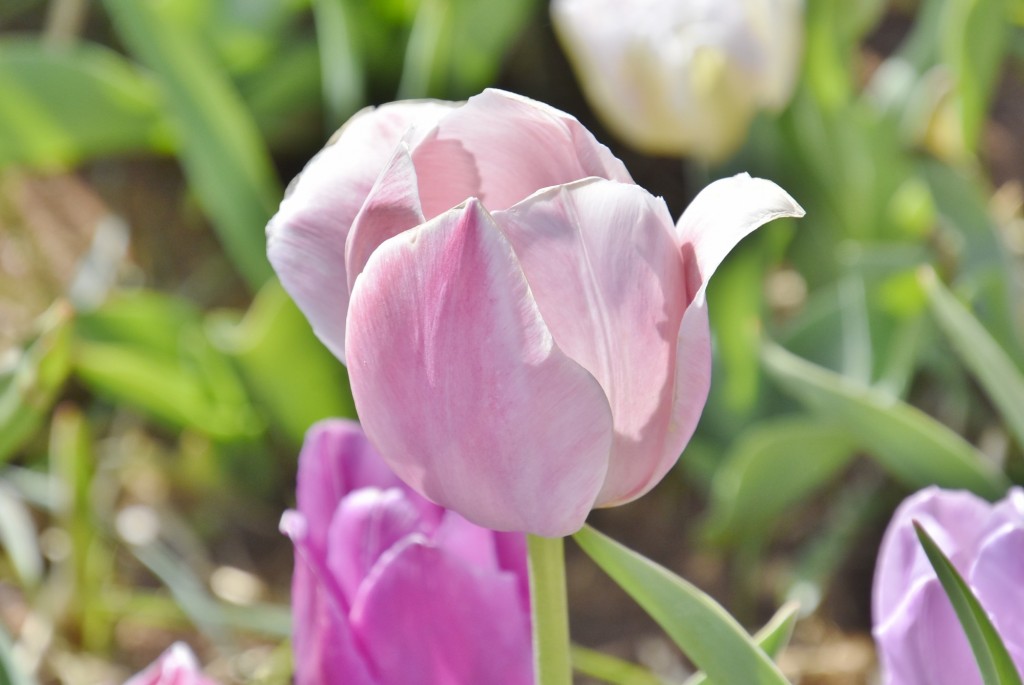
1 0 1023 682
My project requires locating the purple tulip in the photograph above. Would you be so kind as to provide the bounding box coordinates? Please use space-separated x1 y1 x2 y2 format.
873 486 1024 684
280 419 532 685
268 88 803 536
124 643 219 685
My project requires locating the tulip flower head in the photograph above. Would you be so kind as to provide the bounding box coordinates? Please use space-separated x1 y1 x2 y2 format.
280 419 532 685
124 643 220 685
551 0 804 160
267 89 803 536
873 486 1024 684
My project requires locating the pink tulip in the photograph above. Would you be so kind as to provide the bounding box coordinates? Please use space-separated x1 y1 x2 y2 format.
268 88 803 536
873 486 1024 684
124 643 220 685
280 419 532 685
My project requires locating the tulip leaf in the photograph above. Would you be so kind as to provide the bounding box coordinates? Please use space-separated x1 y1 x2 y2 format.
682 601 800 685
704 417 857 545
914 522 1024 685
0 304 74 464
0 38 168 168
570 645 665 685
921 267 1024 450
206 279 357 448
101 0 281 291
762 341 1008 498
311 0 366 126
573 525 793 685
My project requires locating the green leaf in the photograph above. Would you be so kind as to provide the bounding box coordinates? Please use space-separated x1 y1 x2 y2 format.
921 267 1024 450
683 602 800 685
941 0 1010 153
915 522 1024 685
704 417 857 545
762 341 1008 498
206 279 356 447
312 0 366 126
0 38 168 168
74 291 261 440
570 645 665 685
573 525 793 685
102 0 281 290
0 303 74 464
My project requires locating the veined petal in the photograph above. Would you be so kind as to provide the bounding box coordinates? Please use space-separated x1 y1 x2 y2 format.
345 144 426 291
495 178 688 506
597 297 712 506
352 539 532 685
267 101 454 362
346 199 614 536
675 173 804 302
410 89 632 219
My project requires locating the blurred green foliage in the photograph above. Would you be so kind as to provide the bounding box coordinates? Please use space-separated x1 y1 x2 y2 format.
1 0 1024 681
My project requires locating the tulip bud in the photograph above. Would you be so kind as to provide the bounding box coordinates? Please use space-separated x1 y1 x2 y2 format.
551 0 804 160
124 643 220 685
280 420 532 685
873 486 1024 684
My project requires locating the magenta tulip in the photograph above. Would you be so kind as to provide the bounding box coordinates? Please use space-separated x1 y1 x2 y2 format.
280 419 532 685
124 643 220 685
268 88 803 536
873 486 1024 684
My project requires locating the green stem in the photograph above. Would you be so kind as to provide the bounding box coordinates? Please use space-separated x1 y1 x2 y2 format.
527 534 572 685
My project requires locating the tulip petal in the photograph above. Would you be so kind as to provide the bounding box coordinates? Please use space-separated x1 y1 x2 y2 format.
267 101 454 362
326 487 425 605
125 643 220 685
970 525 1024 660
599 297 713 506
345 144 426 291
411 89 632 219
873 487 997 626
874 578 982 685
296 419 410 551
353 539 533 685
675 173 804 302
346 199 614 536
495 178 692 506
283 514 376 685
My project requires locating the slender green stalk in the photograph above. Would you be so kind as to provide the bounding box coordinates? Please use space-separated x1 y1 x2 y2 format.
527 534 572 685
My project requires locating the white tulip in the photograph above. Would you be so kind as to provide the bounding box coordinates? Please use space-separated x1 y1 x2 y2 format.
552 0 804 161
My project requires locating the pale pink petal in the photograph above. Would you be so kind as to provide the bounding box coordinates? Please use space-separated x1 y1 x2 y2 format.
345 145 426 291
675 173 804 302
352 539 533 685
325 487 424 604
346 199 614 536
598 297 712 506
410 89 632 219
433 510 502 572
267 101 454 362
494 179 690 506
